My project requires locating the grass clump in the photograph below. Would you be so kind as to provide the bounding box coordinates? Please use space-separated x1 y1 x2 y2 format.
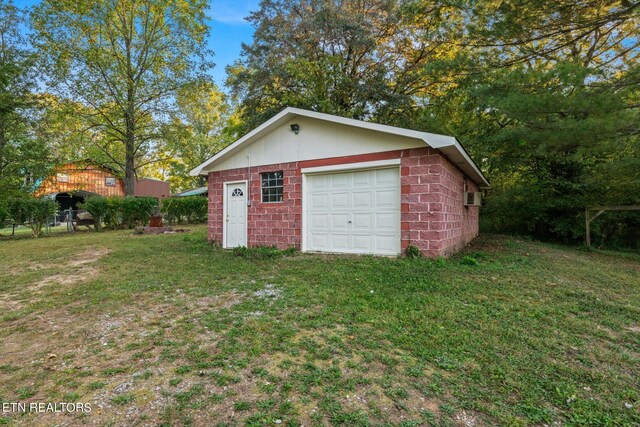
232 245 297 260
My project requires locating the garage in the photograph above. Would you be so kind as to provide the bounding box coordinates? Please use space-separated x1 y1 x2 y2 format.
303 166 401 255
193 107 487 257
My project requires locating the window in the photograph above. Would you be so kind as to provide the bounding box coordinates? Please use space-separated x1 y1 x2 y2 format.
105 177 116 187
56 173 69 183
231 188 243 197
261 171 283 203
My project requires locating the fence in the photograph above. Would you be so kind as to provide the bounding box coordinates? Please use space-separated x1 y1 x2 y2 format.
3 208 86 237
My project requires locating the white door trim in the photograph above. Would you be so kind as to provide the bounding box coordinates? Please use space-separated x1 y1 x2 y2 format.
222 180 248 248
301 158 401 175
301 164 401 254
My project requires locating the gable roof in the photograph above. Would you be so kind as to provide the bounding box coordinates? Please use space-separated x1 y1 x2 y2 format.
191 107 489 187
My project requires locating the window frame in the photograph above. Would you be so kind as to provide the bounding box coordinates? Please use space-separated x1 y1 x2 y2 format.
260 171 284 203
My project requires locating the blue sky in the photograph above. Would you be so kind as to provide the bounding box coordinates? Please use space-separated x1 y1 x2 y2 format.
14 0 259 87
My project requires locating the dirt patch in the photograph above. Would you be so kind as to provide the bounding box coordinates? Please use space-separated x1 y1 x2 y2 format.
32 246 112 290
0 247 112 313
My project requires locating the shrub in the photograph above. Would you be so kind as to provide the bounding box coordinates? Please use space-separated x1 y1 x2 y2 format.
80 196 158 230
6 197 57 237
461 255 479 266
121 196 157 228
79 196 108 231
404 245 422 259
161 196 207 224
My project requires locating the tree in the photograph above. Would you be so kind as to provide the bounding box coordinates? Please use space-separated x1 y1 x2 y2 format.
150 79 236 191
227 0 460 131
412 0 640 245
32 0 213 194
0 1 54 201
0 0 36 179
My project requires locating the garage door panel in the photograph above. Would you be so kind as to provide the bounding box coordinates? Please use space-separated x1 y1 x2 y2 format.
330 234 349 251
306 167 400 255
375 235 399 253
310 213 329 230
353 171 372 186
376 212 399 230
330 192 350 209
376 168 399 185
352 213 372 230
331 174 349 188
311 175 329 189
352 234 372 251
331 213 350 230
352 191 372 208
310 233 329 250
310 193 329 210
376 189 398 208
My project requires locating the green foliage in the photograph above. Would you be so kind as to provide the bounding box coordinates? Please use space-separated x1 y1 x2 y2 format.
404 245 422 259
121 197 158 228
6 197 57 238
0 198 7 226
232 245 297 260
78 196 108 231
0 2 51 195
31 0 213 194
161 196 207 224
227 0 448 132
157 79 236 191
79 196 158 229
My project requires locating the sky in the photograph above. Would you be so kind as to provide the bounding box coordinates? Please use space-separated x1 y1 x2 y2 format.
14 0 260 87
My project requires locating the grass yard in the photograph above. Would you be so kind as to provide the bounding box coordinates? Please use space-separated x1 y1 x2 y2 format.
0 227 639 426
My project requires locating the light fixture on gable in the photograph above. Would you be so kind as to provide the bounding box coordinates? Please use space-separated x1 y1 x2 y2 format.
290 123 300 135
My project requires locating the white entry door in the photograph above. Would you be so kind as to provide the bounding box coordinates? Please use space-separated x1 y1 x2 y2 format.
225 182 247 248
305 167 400 255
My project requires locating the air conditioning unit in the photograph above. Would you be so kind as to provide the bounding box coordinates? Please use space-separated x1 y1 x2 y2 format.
464 192 481 206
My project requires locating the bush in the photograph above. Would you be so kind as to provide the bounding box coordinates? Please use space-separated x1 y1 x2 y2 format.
161 196 207 224
6 197 57 237
79 196 158 230
121 196 157 228
79 196 108 231
404 245 422 259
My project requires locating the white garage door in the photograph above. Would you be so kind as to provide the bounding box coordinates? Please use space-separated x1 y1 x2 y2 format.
305 167 401 255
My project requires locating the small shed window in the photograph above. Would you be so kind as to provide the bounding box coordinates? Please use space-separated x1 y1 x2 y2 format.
261 171 283 203
105 177 116 187
57 173 69 183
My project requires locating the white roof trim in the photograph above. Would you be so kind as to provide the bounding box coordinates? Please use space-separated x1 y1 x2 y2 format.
190 107 489 187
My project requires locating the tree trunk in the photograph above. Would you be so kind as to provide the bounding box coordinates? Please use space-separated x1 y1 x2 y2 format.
125 110 135 195
0 124 5 177
124 84 136 195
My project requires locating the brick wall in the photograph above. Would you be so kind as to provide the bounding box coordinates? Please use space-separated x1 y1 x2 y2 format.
207 148 480 256
398 148 479 257
207 162 302 248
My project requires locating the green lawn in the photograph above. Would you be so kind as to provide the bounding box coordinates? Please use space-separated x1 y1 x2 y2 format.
0 227 638 426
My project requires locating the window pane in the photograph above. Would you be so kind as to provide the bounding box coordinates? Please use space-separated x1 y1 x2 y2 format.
261 171 284 203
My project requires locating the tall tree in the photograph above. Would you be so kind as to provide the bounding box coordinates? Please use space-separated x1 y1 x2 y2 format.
0 0 36 179
32 0 213 194
227 0 460 131
151 79 236 191
413 0 640 245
